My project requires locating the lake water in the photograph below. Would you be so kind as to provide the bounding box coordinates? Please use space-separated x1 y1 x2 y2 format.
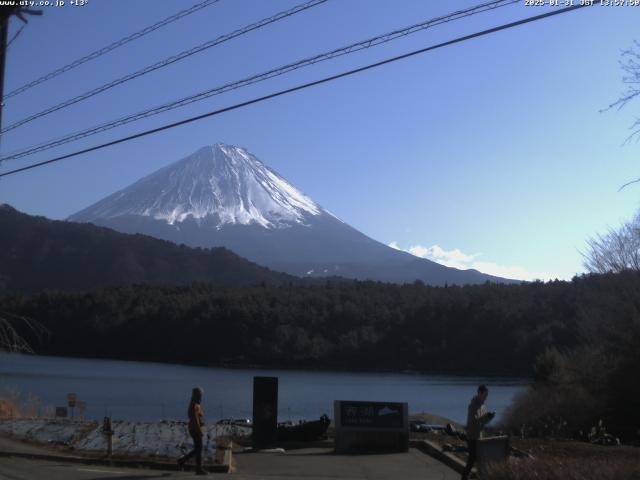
0 353 527 424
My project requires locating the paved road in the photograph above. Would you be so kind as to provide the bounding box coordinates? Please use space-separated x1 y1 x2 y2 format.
0 448 458 480
235 448 459 480
0 457 187 480
0 436 64 456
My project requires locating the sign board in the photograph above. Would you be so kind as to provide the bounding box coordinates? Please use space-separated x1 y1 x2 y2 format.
339 401 405 429
67 393 77 408
55 407 68 418
77 400 87 417
477 435 510 477
334 400 408 453
252 376 278 448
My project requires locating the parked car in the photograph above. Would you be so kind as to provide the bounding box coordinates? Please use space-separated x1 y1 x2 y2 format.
410 420 429 432
216 418 252 427
410 421 447 433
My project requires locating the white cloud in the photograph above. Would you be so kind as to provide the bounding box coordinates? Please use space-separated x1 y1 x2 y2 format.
407 244 479 270
388 241 563 281
388 241 401 250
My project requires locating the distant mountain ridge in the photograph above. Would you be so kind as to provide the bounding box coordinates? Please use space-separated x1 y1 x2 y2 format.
0 204 293 292
69 143 516 286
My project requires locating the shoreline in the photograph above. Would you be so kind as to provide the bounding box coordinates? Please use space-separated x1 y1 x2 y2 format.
0 351 531 383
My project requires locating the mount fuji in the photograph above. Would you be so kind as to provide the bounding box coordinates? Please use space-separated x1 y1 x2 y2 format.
69 143 513 285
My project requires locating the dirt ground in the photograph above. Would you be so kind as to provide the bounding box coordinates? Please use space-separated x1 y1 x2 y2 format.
411 425 640 480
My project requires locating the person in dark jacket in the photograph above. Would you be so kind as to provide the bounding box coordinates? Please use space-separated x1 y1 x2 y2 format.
461 384 495 480
178 387 207 475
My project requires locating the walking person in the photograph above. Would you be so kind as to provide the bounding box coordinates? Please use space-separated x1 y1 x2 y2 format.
178 387 207 475
461 385 495 480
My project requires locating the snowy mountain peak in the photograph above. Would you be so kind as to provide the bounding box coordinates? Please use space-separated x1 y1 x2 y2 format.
69 143 326 229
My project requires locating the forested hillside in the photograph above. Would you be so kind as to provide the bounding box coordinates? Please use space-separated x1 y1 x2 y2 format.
0 204 293 290
3 271 639 377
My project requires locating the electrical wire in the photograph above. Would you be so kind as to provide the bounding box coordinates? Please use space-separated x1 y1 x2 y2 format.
2 0 222 101
0 0 519 162
0 0 328 134
0 3 594 179
5 25 24 52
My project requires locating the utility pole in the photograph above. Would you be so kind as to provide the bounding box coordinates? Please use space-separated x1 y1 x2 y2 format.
0 6 42 150
0 7 16 142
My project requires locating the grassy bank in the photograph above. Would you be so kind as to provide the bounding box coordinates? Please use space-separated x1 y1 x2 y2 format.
0 388 52 418
488 439 640 480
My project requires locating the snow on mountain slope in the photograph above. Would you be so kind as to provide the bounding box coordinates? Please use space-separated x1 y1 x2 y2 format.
70 143 327 228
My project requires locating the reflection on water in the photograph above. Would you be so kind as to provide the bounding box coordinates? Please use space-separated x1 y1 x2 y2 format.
0 352 527 424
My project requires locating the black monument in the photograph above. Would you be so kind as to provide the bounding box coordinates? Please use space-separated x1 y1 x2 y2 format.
252 376 278 448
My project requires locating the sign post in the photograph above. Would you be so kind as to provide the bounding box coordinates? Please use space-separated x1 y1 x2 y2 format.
334 400 409 453
102 416 114 459
67 393 77 419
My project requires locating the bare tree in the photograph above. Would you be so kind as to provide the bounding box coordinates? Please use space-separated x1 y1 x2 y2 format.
606 41 640 134
585 43 640 271
0 312 46 353
605 41 640 190
583 212 640 273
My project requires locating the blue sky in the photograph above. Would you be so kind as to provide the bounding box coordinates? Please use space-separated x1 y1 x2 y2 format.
0 0 639 281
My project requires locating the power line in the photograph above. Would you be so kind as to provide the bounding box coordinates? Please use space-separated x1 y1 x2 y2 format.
2 0 221 102
0 0 328 135
0 0 519 162
5 24 23 51
0 3 594 180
